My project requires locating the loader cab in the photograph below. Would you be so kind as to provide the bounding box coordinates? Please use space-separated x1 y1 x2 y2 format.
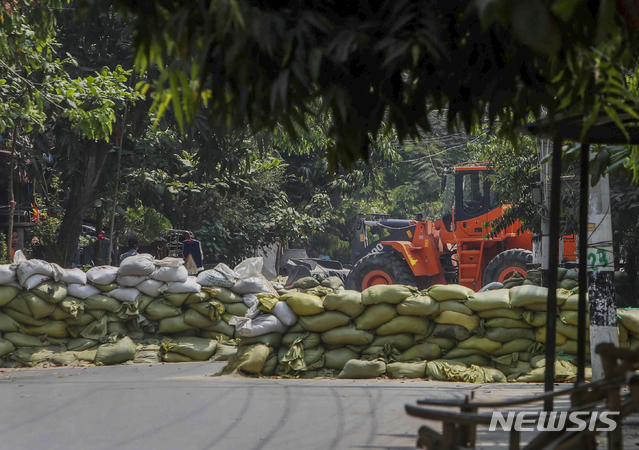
441 166 498 230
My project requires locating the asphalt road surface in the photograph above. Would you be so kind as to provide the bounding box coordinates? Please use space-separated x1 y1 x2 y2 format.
0 362 613 449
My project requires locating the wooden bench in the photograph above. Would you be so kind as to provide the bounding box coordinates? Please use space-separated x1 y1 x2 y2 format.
405 344 639 450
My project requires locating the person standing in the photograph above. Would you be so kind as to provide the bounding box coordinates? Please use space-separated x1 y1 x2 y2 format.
182 232 204 274
119 237 139 264
10 230 18 262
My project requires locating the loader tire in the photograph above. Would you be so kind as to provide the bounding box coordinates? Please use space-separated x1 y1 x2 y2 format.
346 252 417 292
483 249 532 287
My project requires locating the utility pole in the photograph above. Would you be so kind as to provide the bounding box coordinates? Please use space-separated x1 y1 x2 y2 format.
539 139 551 287
587 146 618 381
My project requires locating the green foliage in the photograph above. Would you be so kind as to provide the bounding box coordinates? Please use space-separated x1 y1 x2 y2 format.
0 234 7 264
123 205 172 245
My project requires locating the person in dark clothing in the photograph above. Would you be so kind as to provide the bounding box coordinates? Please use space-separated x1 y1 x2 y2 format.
119 237 139 264
182 232 204 273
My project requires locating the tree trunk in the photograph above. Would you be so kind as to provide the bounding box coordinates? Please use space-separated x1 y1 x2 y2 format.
54 140 110 267
6 128 18 262
93 204 104 265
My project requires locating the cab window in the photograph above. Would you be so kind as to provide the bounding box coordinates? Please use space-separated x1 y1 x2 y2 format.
462 173 484 214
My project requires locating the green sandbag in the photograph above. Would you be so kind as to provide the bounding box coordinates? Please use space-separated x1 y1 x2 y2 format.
355 303 397 330
556 321 588 342
535 326 568 345
484 327 536 343
324 348 360 370
298 311 350 332
299 286 334 297
48 309 73 323
321 325 374 346
427 284 474 301
401 342 442 361
50 352 78 366
22 320 68 338
106 321 128 336
450 355 491 367
293 276 320 289
444 347 489 359
433 311 480 332
65 312 95 327
2 308 49 326
371 333 414 351
184 309 218 329
437 300 473 315
186 291 211 304
133 345 161 364
375 316 430 335
395 295 439 317
619 324 629 343
485 317 533 329
84 294 121 312
163 352 193 362
337 359 386 379
561 291 588 311
495 360 531 377
559 310 588 327
164 293 190 307
161 337 217 360
189 301 225 322
79 316 107 340
503 272 525 288
281 331 320 349
617 309 639 334
94 282 118 292
240 332 283 349
526 270 542 285
516 359 577 382
4 332 49 347
458 336 502 353
522 311 547 327
203 319 235 337
430 323 472 341
560 279 579 290
492 339 536 356
428 360 506 383
225 302 249 317
144 299 182 320
361 285 414 305
218 343 271 375
202 286 243 304
0 312 21 332
0 338 15 357
425 360 466 380
67 338 99 351
11 348 55 366
386 361 426 378
74 349 97 362
22 292 56 320
4 295 32 315
425 336 455 350
465 289 511 311
59 297 85 318
32 281 68 304
281 292 324 316
158 314 196 334
136 295 155 312
0 286 20 307
321 276 344 290
199 330 232 340
323 290 365 318
261 352 278 376
95 336 136 365
211 343 238 361
509 285 548 308
477 308 525 320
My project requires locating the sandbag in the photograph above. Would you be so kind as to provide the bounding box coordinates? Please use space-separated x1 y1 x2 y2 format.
240 332 284 349
231 277 273 295
371 333 414 351
60 268 87 285
3 307 48 326
337 359 386 379
161 337 217 360
321 325 374 346
165 277 201 294
203 319 236 337
74 349 98 362
86 266 119 285
5 295 31 315
187 292 211 305
161 352 192 363
0 264 17 284
535 326 569 345
261 352 278 376
116 275 147 287
485 318 533 329
23 274 52 291
95 282 118 293
323 290 365 318
22 320 68 338
0 312 21 332
95 337 137 365
84 294 121 312
65 312 95 327
202 287 243 304
0 286 20 307
218 343 270 375
495 360 531 378
298 311 350 332
58 297 84 319
0 338 15 357
323 348 360 370
152 265 188 283
255 295 297 326
484 327 536 343
22 291 56 320
144 299 182 320
556 321 588 342
118 254 155 276
133 345 161 364
465 289 511 311
401 342 442 361
458 336 502 353
477 308 525 320
79 316 108 340
196 265 236 288
395 295 439 317
293 277 320 289
11 348 55 366
107 321 128 336
430 323 472 341
444 347 489 359
618 309 639 334
184 309 218 329
67 338 99 351
425 360 467 380
321 276 344 289
562 291 588 311
516 359 577 382
108 287 142 303
559 310 589 327
361 285 414 305
137 279 166 298
211 342 238 361
67 283 100 300
4 332 49 347
14 259 57 285
30 281 67 304
450 355 492 367
426 336 456 350
158 314 196 334
188 301 225 323
230 314 288 337
427 284 474 301
376 316 430 336
522 311 547 328
355 303 397 330
433 311 480 332
281 331 321 349
438 300 473 315
387 361 426 378
492 339 536 356
281 292 324 316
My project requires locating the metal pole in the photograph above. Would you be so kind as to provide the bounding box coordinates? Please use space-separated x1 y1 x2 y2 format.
540 139 551 287
544 136 562 411
577 143 589 384
107 104 128 266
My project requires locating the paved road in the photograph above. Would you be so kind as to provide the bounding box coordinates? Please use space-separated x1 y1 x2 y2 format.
0 362 623 449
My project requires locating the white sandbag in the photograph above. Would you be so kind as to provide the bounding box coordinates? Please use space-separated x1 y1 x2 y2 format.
14 259 59 285
270 301 298 327
231 277 273 295
234 257 263 279
165 277 201 294
67 283 101 300
230 314 288 337
242 293 259 308
116 275 147 287
108 287 142 303
154 257 184 268
0 265 17 285
22 274 52 290
197 269 235 288
245 304 262 319
118 253 155 276
214 263 238 283
137 279 166 298
86 266 119 285
60 268 87 285
151 265 188 283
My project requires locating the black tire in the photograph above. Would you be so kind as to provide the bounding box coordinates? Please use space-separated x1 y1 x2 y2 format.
483 249 532 286
346 252 417 291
